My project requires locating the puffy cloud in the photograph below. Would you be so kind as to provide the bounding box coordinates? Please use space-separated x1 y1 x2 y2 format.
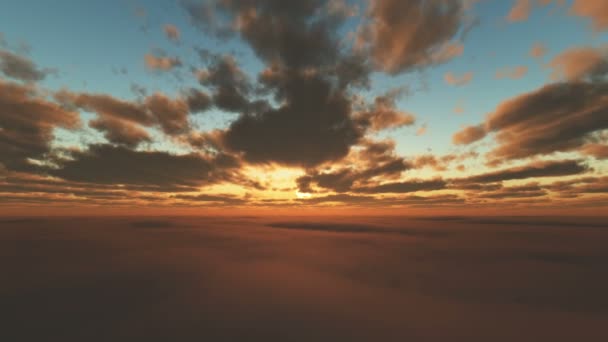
183 88 212 114
197 55 253 113
495 65 528 79
183 1 374 167
0 80 80 171
144 53 182 71
56 90 195 138
0 50 50 82
570 0 608 31
444 71 473 86
163 24 180 42
144 93 190 135
355 89 416 132
548 45 608 82
356 0 465 74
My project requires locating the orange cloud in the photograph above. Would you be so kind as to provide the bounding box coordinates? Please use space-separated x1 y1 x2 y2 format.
163 24 180 42
357 0 464 74
548 45 608 81
144 53 182 71
570 0 608 31
507 0 532 22
453 125 486 145
444 71 473 86
495 65 528 79
529 42 547 58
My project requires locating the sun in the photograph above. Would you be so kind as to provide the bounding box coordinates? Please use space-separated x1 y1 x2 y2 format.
295 191 312 199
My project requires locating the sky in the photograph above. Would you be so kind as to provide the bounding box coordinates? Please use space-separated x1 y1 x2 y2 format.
0 0 607 215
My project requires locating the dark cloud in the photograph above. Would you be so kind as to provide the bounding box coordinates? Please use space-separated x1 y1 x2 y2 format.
183 88 212 113
296 139 411 193
0 49 50 82
0 80 80 171
172 193 248 205
197 55 254 113
183 0 394 167
545 176 608 197
476 183 548 200
356 0 465 74
50 144 238 187
355 179 447 194
462 160 588 184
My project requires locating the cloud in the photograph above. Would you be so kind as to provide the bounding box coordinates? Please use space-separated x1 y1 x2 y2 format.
495 65 528 79
356 0 465 74
144 93 190 135
50 144 239 187
580 143 608 159
197 55 253 113
462 159 588 183
55 90 196 138
412 152 477 171
88 116 151 148
183 1 378 167
355 89 416 132
0 79 80 171
163 24 180 42
570 0 608 31
183 88 212 114
444 71 473 86
529 42 547 59
548 45 608 82
296 138 411 193
416 124 428 136
0 49 50 81
507 0 532 22
144 53 182 71
354 179 447 194
476 183 547 199
452 124 486 145
452 82 608 161
172 193 248 205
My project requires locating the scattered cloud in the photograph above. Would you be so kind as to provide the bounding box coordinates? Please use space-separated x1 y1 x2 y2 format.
163 24 180 42
495 65 528 79
444 71 473 86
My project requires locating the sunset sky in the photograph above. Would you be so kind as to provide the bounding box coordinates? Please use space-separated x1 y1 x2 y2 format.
1 0 607 215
